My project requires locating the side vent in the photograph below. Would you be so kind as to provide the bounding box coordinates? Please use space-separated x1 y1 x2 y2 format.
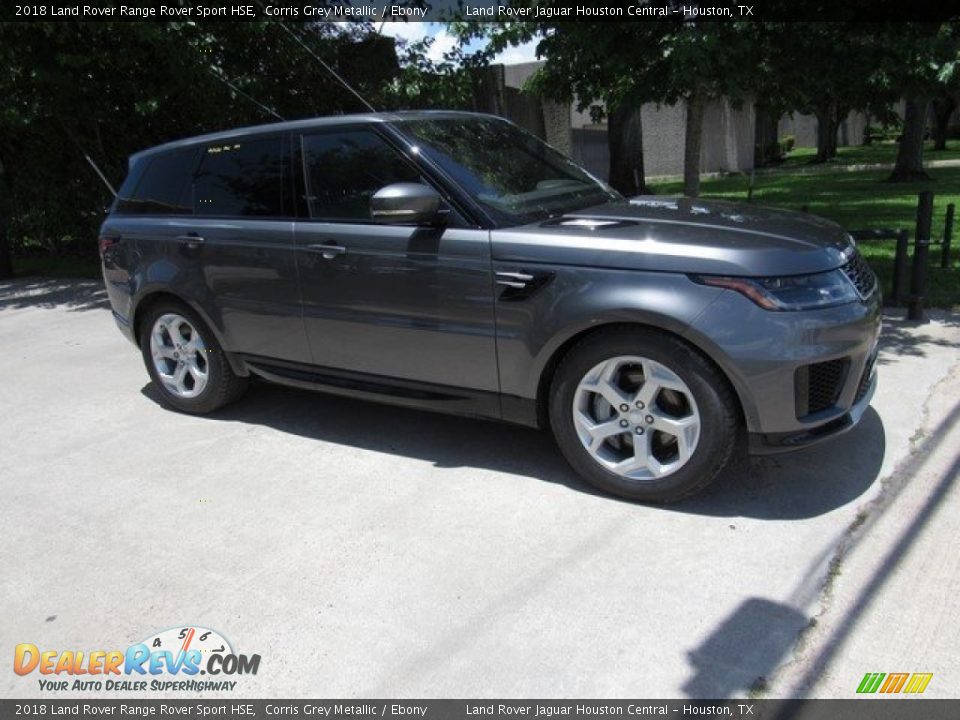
495 270 555 301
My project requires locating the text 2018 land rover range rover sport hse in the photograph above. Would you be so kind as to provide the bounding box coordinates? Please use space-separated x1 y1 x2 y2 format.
99 111 881 502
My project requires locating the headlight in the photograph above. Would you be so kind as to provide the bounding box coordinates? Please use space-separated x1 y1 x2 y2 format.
694 269 859 311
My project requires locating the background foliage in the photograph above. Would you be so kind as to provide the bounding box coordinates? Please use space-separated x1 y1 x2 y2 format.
1 18 959 284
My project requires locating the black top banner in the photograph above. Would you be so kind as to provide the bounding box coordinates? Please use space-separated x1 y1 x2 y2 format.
3 0 958 23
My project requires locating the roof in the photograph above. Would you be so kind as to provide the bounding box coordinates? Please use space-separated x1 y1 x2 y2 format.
130 110 492 163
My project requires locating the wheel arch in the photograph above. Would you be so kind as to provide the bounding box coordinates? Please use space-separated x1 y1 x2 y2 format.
534 320 749 432
132 291 249 377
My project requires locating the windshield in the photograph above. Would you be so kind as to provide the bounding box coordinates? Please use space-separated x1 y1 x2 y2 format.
392 116 621 226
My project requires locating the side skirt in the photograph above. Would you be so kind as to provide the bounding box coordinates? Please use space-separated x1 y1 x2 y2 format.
235 354 540 428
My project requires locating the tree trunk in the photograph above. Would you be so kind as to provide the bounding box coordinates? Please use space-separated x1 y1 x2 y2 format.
888 97 931 182
0 157 13 280
753 103 780 167
683 85 706 198
813 104 840 163
931 96 955 152
828 109 842 158
607 102 651 196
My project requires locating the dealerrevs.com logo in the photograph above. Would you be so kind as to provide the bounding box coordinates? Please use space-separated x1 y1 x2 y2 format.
14 626 260 692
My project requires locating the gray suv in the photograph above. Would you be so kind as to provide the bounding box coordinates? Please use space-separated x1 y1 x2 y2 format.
100 111 880 502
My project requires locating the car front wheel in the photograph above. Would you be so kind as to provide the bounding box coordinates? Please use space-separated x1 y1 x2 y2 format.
549 328 740 502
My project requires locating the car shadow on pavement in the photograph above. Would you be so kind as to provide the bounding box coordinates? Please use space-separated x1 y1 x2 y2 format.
141 380 885 520
682 407 885 520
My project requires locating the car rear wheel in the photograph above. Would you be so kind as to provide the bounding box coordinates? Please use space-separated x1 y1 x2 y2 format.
139 301 247 414
549 328 740 502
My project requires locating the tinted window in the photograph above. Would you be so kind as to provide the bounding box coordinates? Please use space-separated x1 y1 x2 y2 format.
302 130 420 220
115 148 199 215
194 137 284 217
395 117 620 226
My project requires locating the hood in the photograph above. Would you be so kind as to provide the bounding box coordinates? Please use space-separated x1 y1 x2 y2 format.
490 196 855 276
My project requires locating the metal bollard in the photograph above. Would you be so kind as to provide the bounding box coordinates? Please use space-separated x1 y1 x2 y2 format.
892 229 910 304
908 191 933 321
942 203 955 269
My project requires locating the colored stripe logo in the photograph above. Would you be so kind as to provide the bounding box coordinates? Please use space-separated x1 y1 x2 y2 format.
857 672 933 694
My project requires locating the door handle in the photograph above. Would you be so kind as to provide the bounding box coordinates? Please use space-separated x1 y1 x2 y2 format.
307 243 347 260
176 234 205 248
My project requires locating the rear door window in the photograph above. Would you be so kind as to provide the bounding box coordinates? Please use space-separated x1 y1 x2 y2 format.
193 136 285 217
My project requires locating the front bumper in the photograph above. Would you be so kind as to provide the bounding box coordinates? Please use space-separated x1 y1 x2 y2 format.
747 365 876 453
686 286 882 452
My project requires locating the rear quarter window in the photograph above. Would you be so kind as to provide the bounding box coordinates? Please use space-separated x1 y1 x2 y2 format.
114 147 200 215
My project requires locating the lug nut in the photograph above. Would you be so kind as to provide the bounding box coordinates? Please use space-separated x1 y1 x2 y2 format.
619 403 629 412
635 427 644 435
645 415 654 424
619 419 629 428
635 401 645 409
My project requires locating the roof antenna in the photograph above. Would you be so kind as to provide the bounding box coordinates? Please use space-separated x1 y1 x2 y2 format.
84 154 117 198
267 14 378 113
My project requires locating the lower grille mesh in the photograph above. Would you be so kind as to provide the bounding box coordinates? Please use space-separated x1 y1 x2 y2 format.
854 354 877 404
796 358 849 418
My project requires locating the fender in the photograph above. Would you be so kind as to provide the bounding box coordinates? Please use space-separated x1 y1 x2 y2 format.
130 283 250 378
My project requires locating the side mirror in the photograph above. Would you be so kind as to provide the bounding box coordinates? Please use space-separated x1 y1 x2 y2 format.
371 183 444 226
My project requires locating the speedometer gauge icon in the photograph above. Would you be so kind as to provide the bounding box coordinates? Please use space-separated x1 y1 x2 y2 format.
141 626 233 661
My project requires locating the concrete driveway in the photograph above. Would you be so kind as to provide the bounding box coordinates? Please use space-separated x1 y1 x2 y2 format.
1 278 958 699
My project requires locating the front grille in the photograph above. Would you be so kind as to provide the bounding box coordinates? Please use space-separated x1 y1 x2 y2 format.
795 358 850 418
854 353 877 404
842 250 878 299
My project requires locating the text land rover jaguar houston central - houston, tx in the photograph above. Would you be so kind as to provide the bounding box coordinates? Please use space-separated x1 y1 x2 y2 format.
99 112 880 502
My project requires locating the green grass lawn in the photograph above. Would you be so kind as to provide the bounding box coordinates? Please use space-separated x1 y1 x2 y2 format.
652 159 960 309
778 140 960 169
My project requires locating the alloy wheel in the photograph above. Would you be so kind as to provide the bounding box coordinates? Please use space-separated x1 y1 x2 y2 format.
149 313 210 399
572 355 701 481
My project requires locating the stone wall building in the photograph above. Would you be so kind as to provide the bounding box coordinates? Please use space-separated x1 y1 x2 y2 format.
777 111 870 149
475 60 879 181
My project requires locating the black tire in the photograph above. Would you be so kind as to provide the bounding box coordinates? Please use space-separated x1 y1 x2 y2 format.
139 300 248 414
548 327 740 503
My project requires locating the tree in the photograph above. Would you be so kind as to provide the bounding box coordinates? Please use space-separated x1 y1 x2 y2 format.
930 92 957 151
462 20 664 196
384 25 494 110
656 22 756 196
0 21 401 268
468 14 758 197
607 104 648 196
927 29 960 151
883 24 956 182
750 23 897 164
890 98 932 181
